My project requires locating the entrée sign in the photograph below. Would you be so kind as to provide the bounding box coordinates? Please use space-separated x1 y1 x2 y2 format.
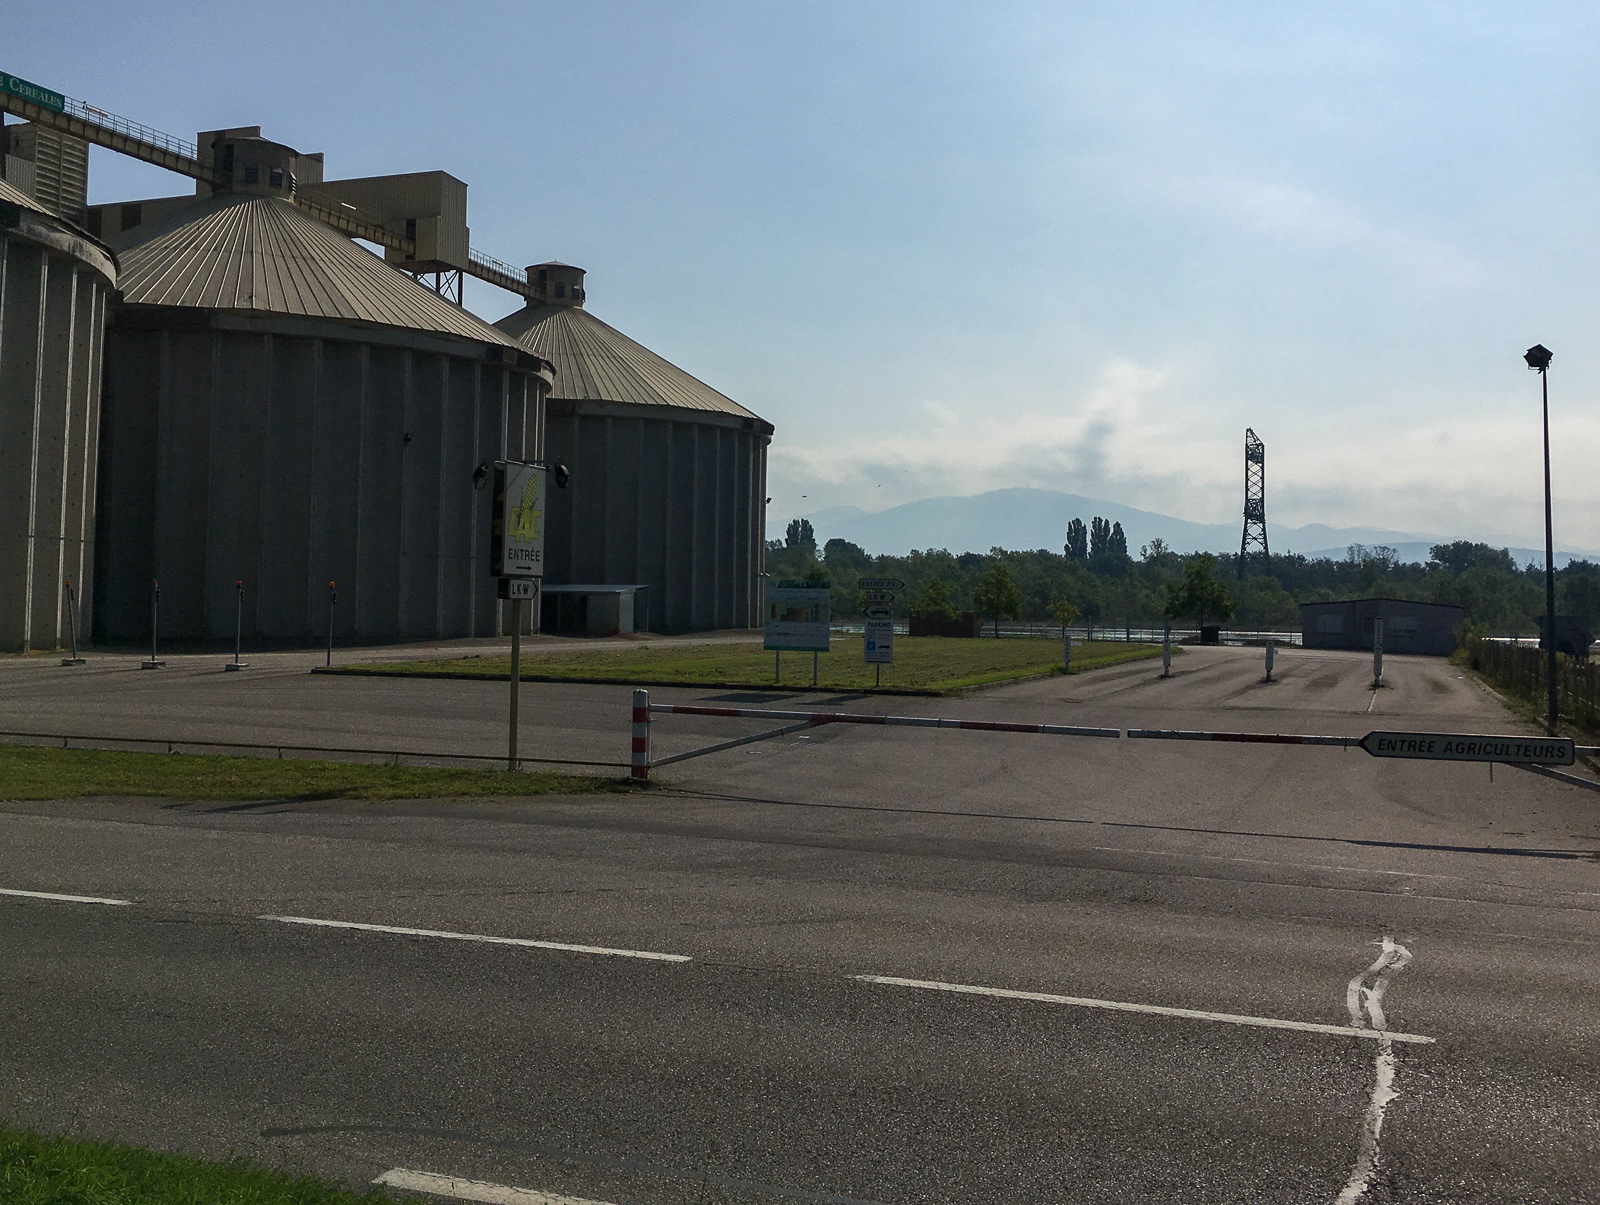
1360 731 1574 766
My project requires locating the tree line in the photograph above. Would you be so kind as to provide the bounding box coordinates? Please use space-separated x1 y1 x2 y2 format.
769 519 1600 636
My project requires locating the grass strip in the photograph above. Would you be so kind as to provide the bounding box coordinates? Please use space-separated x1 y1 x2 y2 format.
0 1126 421 1205
335 635 1165 694
0 745 628 802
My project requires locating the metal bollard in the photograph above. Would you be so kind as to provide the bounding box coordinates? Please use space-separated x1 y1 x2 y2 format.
225 580 249 671
141 579 165 669
1372 617 1384 689
61 579 86 666
1161 622 1172 678
326 581 337 669
631 689 651 781
1264 638 1275 682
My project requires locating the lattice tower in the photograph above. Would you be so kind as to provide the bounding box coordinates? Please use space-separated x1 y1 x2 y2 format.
1240 428 1268 575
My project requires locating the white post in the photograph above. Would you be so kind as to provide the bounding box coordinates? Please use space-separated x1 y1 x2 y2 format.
1264 638 1275 682
631 689 650 781
508 597 522 770
1162 622 1172 678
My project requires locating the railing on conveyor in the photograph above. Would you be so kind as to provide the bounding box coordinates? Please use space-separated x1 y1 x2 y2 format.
2 83 535 300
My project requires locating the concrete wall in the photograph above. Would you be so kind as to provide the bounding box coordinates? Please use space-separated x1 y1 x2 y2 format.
542 399 769 633
95 310 548 645
0 216 113 651
1300 599 1464 657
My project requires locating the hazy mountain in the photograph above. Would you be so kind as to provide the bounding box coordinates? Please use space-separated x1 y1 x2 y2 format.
768 488 1596 567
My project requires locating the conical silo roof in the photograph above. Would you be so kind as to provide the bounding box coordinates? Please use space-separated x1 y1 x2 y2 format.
0 176 39 208
496 269 761 420
110 192 522 349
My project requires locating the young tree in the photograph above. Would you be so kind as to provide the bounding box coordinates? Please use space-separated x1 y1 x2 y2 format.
909 576 958 620
1064 518 1088 561
1109 521 1128 559
972 563 1022 636
1048 594 1080 635
1161 554 1238 630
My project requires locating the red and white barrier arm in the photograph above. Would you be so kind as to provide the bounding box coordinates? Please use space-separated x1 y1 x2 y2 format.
1127 728 1357 748
649 703 1121 740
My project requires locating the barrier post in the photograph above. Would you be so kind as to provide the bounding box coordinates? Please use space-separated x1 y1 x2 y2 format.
1264 638 1275 682
1162 622 1172 677
1372 618 1384 689
1062 630 1071 673
631 689 651 780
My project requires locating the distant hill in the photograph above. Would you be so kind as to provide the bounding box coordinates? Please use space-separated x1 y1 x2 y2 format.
768 488 1596 567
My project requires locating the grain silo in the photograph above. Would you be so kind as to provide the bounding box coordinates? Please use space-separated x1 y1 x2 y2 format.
94 137 553 645
0 173 115 652
495 264 772 633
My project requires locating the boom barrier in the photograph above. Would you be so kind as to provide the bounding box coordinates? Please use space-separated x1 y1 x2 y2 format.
629 690 1600 792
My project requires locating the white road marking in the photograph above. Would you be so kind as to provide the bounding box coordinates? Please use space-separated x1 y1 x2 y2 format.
854 974 1433 1043
258 915 691 962
0 887 131 906
374 1168 617 1205
1334 936 1415 1204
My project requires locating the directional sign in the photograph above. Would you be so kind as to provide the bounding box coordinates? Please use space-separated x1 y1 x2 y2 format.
862 590 897 604
863 604 892 620
1360 731 1574 766
491 460 546 579
857 578 905 591
497 577 538 600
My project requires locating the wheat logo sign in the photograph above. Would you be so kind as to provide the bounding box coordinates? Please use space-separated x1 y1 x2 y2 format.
510 475 542 543
491 461 547 579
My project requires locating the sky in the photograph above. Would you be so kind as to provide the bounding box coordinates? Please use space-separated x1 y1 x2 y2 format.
15 2 1600 549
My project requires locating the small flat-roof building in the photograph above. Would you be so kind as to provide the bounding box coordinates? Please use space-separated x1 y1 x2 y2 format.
1300 598 1463 657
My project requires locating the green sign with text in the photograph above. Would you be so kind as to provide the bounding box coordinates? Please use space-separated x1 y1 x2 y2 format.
1 72 65 113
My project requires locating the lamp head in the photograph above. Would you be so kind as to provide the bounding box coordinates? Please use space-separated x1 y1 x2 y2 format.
472 462 490 490
1524 344 1553 372
553 463 571 489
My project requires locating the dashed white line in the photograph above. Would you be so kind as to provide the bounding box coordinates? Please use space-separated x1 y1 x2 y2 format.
258 915 691 962
374 1168 616 1205
854 974 1434 1044
0 887 131 906
1335 936 1415 1204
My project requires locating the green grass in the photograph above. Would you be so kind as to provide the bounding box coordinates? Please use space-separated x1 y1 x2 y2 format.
0 745 629 802
0 1127 420 1205
337 635 1165 694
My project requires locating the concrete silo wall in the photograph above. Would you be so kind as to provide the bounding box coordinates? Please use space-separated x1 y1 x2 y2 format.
543 400 769 632
95 312 546 644
0 218 113 652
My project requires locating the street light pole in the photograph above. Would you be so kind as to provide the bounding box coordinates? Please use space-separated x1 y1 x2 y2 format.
1525 344 1558 734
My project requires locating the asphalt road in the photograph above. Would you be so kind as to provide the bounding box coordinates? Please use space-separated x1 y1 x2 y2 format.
1 644 1598 1203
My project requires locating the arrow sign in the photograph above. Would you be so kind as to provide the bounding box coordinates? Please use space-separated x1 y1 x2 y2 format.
862 590 897 604
1360 731 1575 765
857 578 905 591
863 604 892 620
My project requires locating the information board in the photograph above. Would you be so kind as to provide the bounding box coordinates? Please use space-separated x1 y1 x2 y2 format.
864 619 894 664
491 460 546 579
764 580 831 651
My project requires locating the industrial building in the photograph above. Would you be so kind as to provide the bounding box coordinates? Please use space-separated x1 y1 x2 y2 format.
1300 598 1464 657
0 171 115 652
94 132 554 645
2 72 773 648
497 264 772 632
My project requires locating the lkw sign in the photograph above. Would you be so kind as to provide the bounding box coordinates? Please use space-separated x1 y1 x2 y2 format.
1361 731 1575 766
491 460 546 579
